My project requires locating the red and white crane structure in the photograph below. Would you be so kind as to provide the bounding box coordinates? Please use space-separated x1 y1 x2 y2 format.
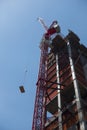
32 18 60 130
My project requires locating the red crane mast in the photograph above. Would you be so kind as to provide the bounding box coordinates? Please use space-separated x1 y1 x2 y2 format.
32 18 60 130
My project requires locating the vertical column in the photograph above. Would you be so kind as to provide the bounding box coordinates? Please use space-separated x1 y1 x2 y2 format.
67 41 86 130
43 60 48 128
56 54 63 130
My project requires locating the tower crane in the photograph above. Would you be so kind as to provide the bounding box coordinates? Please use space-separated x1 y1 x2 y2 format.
32 18 60 130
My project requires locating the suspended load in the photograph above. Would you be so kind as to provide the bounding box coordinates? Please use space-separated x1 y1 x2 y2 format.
19 85 25 93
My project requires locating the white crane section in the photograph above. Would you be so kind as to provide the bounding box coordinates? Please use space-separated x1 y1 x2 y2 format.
37 17 48 32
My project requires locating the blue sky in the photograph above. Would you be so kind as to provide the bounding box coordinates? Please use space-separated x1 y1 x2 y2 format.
0 0 87 130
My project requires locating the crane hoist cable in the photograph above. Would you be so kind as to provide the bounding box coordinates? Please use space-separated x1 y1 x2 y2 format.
19 69 28 93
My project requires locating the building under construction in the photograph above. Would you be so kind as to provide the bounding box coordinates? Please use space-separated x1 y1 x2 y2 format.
32 20 87 130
